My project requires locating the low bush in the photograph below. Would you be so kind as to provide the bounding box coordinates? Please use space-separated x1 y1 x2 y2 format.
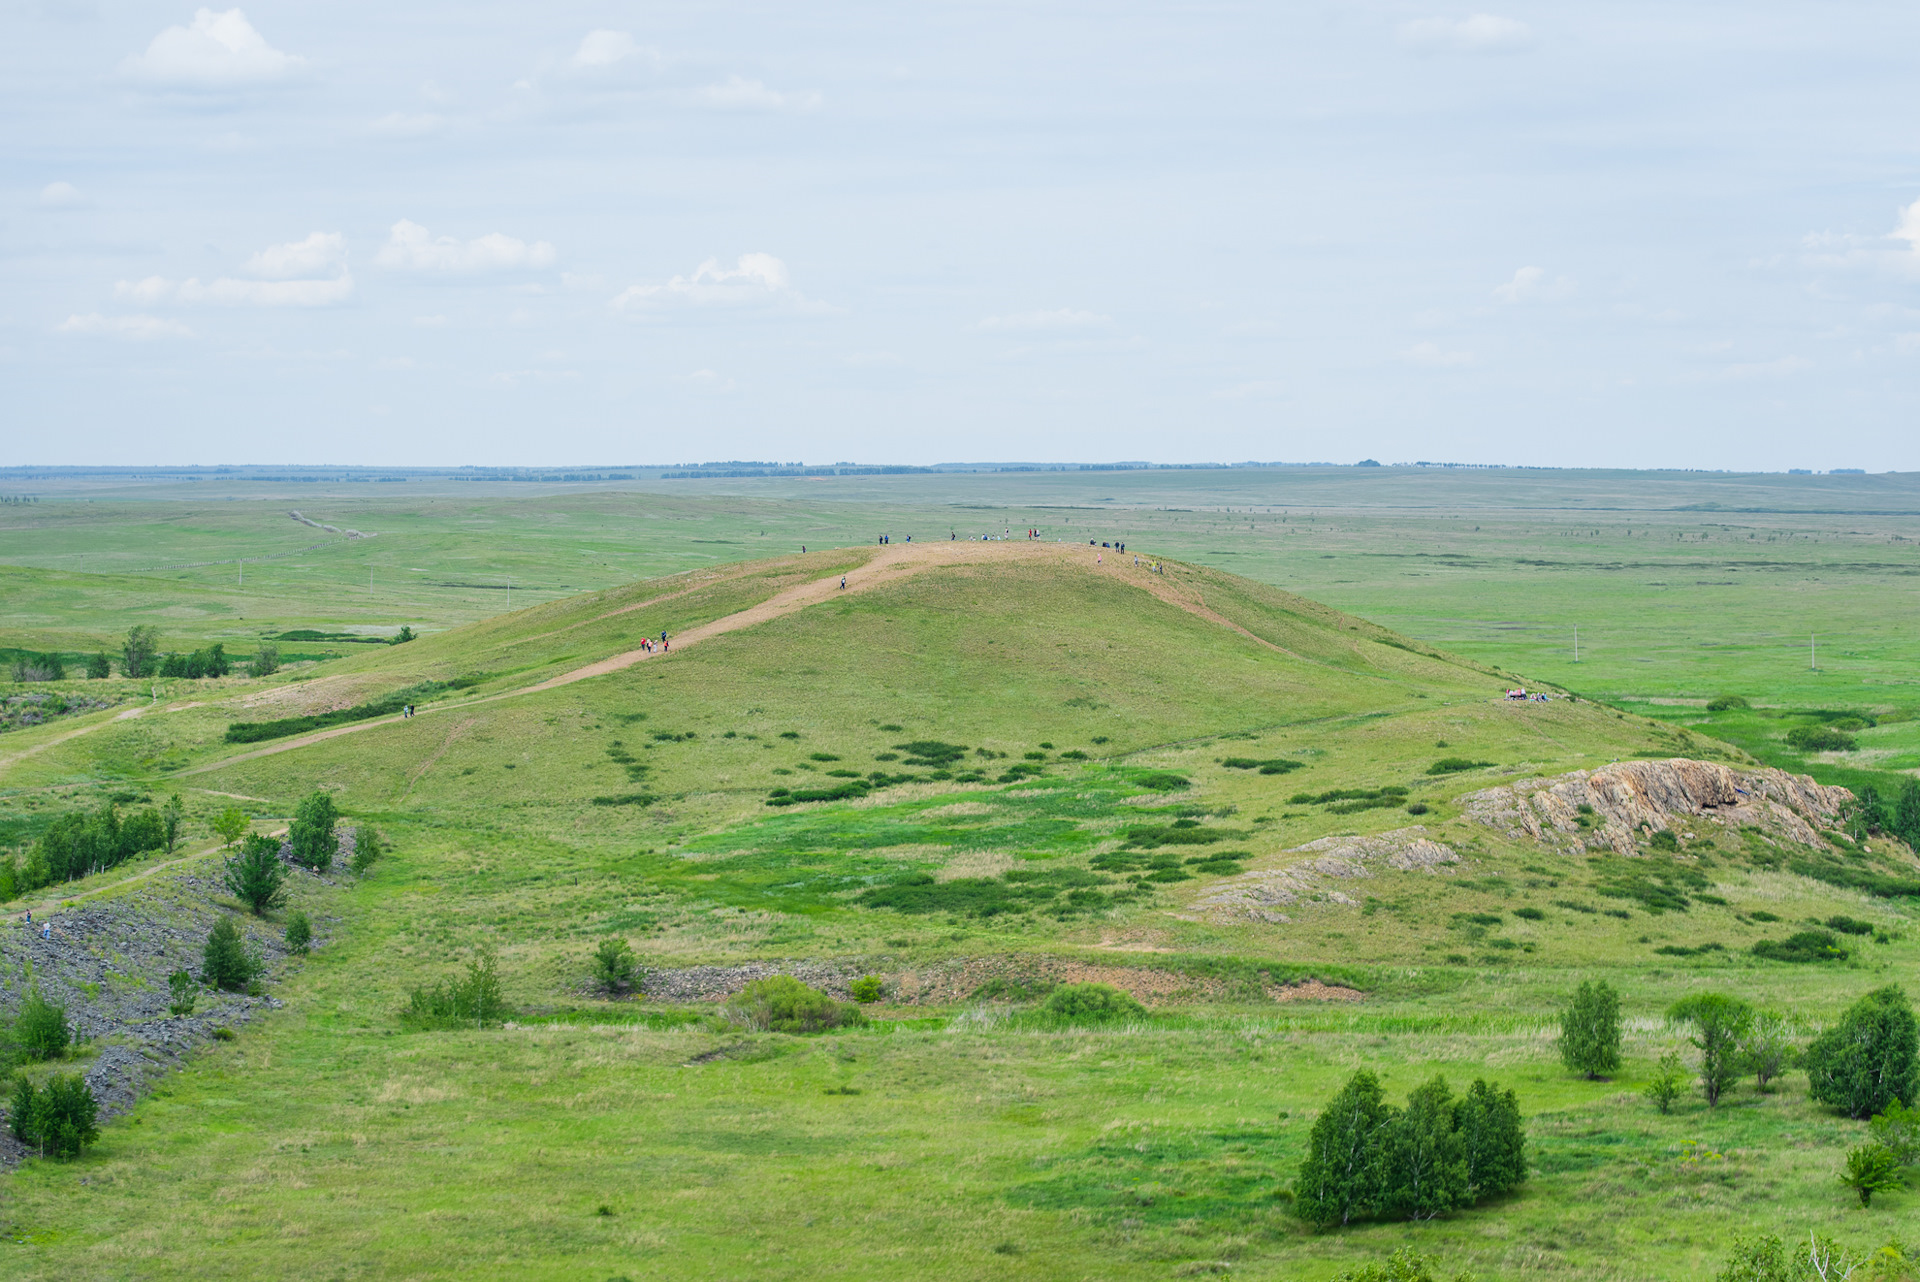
222 833 288 915
1513 906 1545 921
1222 756 1304 774
1129 771 1191 792
895 740 969 767
1786 725 1856 753
849 975 885 1004
350 825 385 874
1826 915 1875 936
284 911 312 956
1704 695 1750 712
405 945 512 1029
1751 929 1848 963
591 793 658 807
593 938 640 995
1426 758 1495 775
725 976 865 1033
166 969 197 1016
1332 1248 1476 1282
1041 982 1147 1022
15 988 70 1061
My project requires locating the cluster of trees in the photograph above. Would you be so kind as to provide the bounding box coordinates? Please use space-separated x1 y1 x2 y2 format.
7 652 69 682
1559 981 1915 1119
1848 779 1920 850
1294 1071 1526 1228
0 795 184 899
4 988 101 1160
1714 1230 1913 1281
406 945 511 1029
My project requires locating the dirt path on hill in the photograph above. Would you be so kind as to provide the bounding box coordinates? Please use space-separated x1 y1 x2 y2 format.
171 540 1318 776
6 826 287 921
0 704 145 775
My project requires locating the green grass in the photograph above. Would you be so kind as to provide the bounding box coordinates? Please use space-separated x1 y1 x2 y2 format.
4 472 1920 1278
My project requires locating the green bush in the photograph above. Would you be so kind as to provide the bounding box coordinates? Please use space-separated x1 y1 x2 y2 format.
592 938 639 994
1041 982 1147 1023
288 791 338 871
350 825 385 874
1751 929 1848 963
894 741 969 766
1333 1248 1476 1282
166 969 197 1016
1426 758 1494 775
1559 979 1623 1079
15 988 70 1061
1513 906 1545 921
8 1072 99 1158
1669 993 1754 1108
406 944 512 1029
284 911 312 956
1805 985 1919 1119
724 976 865 1033
1704 695 1749 712
849 975 885 1004
202 917 262 992
1644 1051 1686 1115
1826 915 1875 936
1786 725 1856 753
222 833 288 915
1839 1143 1904 1207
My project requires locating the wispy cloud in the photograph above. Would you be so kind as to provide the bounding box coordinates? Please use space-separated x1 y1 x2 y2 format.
1398 14 1532 53
121 8 306 88
39 181 83 208
115 231 352 307
687 76 821 111
978 308 1112 331
612 253 811 308
375 220 556 273
56 313 194 340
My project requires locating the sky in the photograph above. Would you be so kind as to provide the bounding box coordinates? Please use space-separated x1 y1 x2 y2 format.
6 2 1920 470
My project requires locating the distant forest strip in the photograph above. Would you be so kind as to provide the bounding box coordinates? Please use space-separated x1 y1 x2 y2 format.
223 675 486 743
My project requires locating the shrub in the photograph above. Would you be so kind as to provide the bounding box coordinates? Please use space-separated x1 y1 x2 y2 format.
849 975 885 1004
212 806 249 849
1332 1248 1476 1282
85 652 111 680
350 825 385 874
166 969 197 1016
284 911 312 956
1427 758 1494 775
895 740 968 766
593 938 639 994
1751 929 1848 963
1559 980 1623 1080
1644 1051 1686 1114
1130 772 1191 792
250 642 280 677
1786 725 1856 753
1513 906 1545 921
1705 695 1749 712
1740 1011 1794 1090
1648 830 1680 852
222 833 288 915
406 944 512 1029
16 988 70 1061
1296 1069 1390 1228
724 976 865 1033
1669 993 1754 1108
9 1072 99 1158
288 791 338 871
1805 986 1919 1119
1840 1143 1904 1207
1826 915 1875 936
202 917 262 992
1041 982 1147 1023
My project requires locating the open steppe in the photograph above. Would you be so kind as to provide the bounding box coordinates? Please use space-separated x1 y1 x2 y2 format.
0 466 1916 1279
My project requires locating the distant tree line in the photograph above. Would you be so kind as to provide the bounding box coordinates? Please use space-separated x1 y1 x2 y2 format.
1847 779 1920 850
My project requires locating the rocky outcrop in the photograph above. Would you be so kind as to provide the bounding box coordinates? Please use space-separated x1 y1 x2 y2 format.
1187 826 1460 923
1459 758 1850 856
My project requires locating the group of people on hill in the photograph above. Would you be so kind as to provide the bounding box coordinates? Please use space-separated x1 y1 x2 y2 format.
641 631 669 653
878 534 910 544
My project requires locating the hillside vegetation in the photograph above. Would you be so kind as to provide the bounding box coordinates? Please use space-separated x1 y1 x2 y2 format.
0 524 1917 1279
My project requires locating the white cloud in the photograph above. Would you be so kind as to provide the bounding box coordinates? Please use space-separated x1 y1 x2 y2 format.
115 231 352 307
572 29 649 69
979 308 1112 331
688 76 821 111
39 181 83 208
376 220 557 273
122 8 305 88
244 231 346 279
1892 200 1920 252
1398 14 1532 53
1492 265 1543 303
1403 341 1474 367
56 313 194 340
371 112 444 137
610 253 800 308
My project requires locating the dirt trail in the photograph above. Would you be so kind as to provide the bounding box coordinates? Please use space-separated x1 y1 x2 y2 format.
0 704 145 774
167 540 1298 776
6 827 287 921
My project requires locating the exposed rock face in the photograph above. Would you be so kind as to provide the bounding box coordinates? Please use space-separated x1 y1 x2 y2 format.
1460 758 1850 855
1188 826 1460 923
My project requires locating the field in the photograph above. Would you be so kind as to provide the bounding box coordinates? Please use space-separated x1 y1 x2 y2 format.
0 467 1916 1279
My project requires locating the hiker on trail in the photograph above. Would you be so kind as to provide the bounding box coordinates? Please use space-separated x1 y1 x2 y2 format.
840 576 847 589
1096 554 1103 565
801 545 806 553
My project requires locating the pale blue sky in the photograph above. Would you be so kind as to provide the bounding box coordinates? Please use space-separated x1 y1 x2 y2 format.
7 2 1920 469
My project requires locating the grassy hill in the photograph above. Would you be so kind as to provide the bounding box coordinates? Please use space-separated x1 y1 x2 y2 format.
1 541 1916 1279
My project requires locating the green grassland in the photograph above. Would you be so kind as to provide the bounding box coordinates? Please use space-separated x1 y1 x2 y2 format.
0 472 1918 1278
